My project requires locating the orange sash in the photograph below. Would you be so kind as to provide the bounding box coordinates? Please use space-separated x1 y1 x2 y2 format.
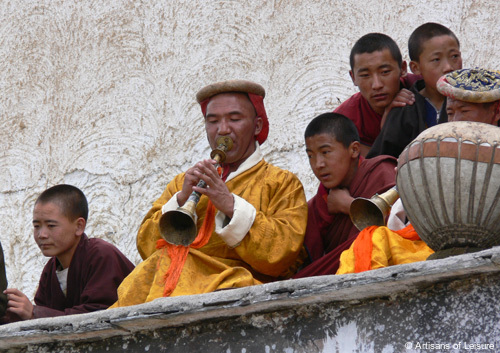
155 166 225 297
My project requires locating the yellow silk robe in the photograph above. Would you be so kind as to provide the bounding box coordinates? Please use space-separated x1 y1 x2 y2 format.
336 226 434 274
112 158 307 307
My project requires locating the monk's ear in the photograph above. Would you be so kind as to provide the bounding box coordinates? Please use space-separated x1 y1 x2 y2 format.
400 61 408 77
350 141 360 159
409 60 421 75
254 116 263 137
75 217 86 237
349 70 356 86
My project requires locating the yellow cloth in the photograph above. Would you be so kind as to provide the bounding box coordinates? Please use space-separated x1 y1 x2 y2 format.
111 159 307 307
336 226 434 274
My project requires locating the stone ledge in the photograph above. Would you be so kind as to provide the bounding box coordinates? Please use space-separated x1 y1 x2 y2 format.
1 246 500 350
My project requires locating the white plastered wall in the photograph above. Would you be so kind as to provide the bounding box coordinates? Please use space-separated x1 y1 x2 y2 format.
0 0 498 297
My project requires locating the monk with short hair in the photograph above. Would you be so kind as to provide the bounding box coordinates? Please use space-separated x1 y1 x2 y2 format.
293 112 397 278
335 33 417 156
2 184 134 322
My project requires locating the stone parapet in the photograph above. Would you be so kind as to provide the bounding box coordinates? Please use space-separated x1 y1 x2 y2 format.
1 247 500 352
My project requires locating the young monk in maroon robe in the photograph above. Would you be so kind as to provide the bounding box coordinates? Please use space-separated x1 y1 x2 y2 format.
2 184 134 322
294 113 396 278
335 32 418 157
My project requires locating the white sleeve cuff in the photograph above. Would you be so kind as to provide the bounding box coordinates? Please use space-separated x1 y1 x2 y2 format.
215 194 256 248
387 198 408 231
161 192 199 223
161 192 181 214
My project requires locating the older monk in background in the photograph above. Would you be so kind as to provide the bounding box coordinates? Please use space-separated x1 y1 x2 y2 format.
439 68 500 125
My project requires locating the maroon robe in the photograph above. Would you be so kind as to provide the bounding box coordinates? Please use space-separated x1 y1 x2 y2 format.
33 234 134 318
294 155 397 278
334 74 421 147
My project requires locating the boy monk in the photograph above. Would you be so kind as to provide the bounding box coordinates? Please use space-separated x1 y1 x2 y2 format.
335 33 417 157
294 113 397 278
367 23 462 158
2 184 134 322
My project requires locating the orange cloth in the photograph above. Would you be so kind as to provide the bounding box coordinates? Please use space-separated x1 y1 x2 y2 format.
155 166 224 297
156 200 216 297
337 224 434 274
352 226 376 273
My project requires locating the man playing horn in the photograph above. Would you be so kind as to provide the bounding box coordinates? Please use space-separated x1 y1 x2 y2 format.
111 80 307 307
336 68 500 274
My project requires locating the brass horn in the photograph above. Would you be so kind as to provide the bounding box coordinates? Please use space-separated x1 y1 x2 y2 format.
158 136 233 246
349 186 399 231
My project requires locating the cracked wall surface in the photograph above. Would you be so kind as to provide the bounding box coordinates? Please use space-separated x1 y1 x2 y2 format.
0 0 499 297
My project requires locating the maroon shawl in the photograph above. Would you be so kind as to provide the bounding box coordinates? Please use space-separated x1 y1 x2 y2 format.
33 234 135 318
294 155 397 278
334 74 421 147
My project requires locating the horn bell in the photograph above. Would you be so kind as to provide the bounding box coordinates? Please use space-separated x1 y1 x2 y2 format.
159 200 198 246
349 187 399 231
